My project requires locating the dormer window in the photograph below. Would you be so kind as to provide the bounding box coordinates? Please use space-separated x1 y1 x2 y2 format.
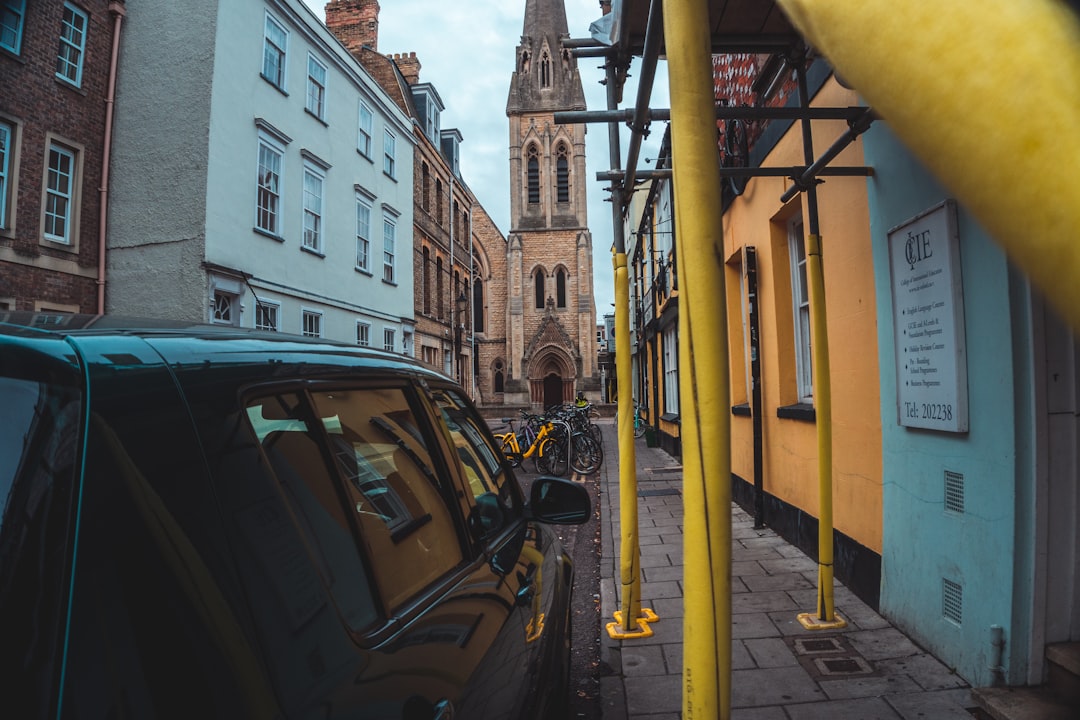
426 103 440 143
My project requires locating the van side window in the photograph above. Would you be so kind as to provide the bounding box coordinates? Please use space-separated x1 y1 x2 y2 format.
308 387 465 612
244 393 379 631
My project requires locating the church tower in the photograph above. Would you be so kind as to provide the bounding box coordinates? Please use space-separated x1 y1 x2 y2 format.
504 0 598 409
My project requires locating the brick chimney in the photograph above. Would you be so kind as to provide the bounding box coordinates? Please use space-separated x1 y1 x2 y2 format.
391 52 421 85
325 0 380 54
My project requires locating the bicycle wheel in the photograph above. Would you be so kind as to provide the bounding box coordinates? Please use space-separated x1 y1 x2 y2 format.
570 432 603 475
536 434 569 477
634 421 647 439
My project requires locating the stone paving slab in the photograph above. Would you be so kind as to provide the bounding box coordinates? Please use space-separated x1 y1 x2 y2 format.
597 422 976 720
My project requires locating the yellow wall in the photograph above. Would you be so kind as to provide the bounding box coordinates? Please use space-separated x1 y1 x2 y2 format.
722 77 882 553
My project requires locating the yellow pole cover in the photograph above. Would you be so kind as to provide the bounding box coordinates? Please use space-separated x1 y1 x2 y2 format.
664 0 734 716
775 0 1080 331
613 253 643 632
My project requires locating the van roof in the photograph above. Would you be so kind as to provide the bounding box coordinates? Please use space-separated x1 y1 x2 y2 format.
0 313 445 383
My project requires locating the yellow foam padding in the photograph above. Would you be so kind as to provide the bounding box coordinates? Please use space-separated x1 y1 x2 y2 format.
776 0 1080 331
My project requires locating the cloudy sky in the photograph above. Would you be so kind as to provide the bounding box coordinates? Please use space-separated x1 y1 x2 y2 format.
301 0 669 316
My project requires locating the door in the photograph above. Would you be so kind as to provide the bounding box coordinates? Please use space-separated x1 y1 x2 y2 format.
1030 294 1080 682
543 372 563 410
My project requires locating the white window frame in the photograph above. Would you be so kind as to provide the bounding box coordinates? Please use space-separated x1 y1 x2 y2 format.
383 327 395 353
1 0 26 55
355 194 371 271
255 301 278 331
663 324 679 414
43 142 76 244
255 134 284 236
212 290 239 326
402 330 412 357
56 3 87 87
306 53 327 120
357 100 373 158
383 128 396 178
302 308 322 338
302 164 324 253
262 13 288 90
788 215 813 403
0 120 11 231
356 320 371 347
382 214 396 283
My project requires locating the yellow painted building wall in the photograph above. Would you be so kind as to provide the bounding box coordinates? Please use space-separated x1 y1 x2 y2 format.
723 77 882 554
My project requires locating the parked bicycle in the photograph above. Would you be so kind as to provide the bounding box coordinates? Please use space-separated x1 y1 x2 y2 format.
493 411 570 476
615 401 648 439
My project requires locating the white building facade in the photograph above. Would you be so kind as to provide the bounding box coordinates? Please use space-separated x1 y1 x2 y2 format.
107 0 415 349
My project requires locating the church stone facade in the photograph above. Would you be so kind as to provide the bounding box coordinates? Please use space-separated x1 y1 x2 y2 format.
497 0 599 410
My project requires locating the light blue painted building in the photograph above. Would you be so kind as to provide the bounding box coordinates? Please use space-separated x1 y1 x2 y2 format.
865 122 1079 689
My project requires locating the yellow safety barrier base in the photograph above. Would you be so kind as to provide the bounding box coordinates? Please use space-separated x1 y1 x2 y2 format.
607 614 656 640
797 611 848 631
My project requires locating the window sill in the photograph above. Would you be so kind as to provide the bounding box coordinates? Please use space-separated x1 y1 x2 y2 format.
731 403 751 417
355 266 373 277
300 245 325 259
304 108 328 126
260 74 288 96
383 171 397 183
382 278 398 287
660 412 680 424
41 237 78 253
254 227 285 242
357 148 373 162
777 403 816 421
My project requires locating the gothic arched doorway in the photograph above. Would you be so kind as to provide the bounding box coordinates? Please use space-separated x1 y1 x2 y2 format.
543 372 563 410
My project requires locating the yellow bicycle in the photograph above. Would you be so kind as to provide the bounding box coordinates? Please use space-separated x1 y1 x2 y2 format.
493 413 569 476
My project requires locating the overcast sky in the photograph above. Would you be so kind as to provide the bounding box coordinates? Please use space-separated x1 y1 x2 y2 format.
301 0 669 317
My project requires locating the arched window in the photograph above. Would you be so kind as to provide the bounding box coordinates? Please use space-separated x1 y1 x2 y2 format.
556 268 567 308
556 145 570 203
534 269 545 309
494 369 505 393
436 178 443 225
526 145 540 205
473 279 484 332
540 50 551 88
422 247 431 314
436 256 444 319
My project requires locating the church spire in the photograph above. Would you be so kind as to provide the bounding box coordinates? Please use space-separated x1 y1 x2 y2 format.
507 0 586 113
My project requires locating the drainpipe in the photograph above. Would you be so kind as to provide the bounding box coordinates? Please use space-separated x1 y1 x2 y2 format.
97 1 126 314
448 174 455 379
989 625 1006 687
468 199 474 397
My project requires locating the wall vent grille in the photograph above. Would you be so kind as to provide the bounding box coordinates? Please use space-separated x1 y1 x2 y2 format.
944 470 964 513
943 578 963 625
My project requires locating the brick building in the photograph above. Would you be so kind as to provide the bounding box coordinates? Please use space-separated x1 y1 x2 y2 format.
326 0 490 397
0 0 125 314
324 0 596 410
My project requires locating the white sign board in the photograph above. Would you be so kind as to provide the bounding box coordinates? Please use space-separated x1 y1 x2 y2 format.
888 200 968 432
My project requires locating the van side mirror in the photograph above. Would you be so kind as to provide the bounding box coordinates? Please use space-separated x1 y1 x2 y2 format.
527 477 590 524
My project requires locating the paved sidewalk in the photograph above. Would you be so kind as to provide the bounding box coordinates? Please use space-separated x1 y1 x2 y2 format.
594 419 979 719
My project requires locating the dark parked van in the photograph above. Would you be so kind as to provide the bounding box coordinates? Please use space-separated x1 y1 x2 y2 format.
0 314 590 719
